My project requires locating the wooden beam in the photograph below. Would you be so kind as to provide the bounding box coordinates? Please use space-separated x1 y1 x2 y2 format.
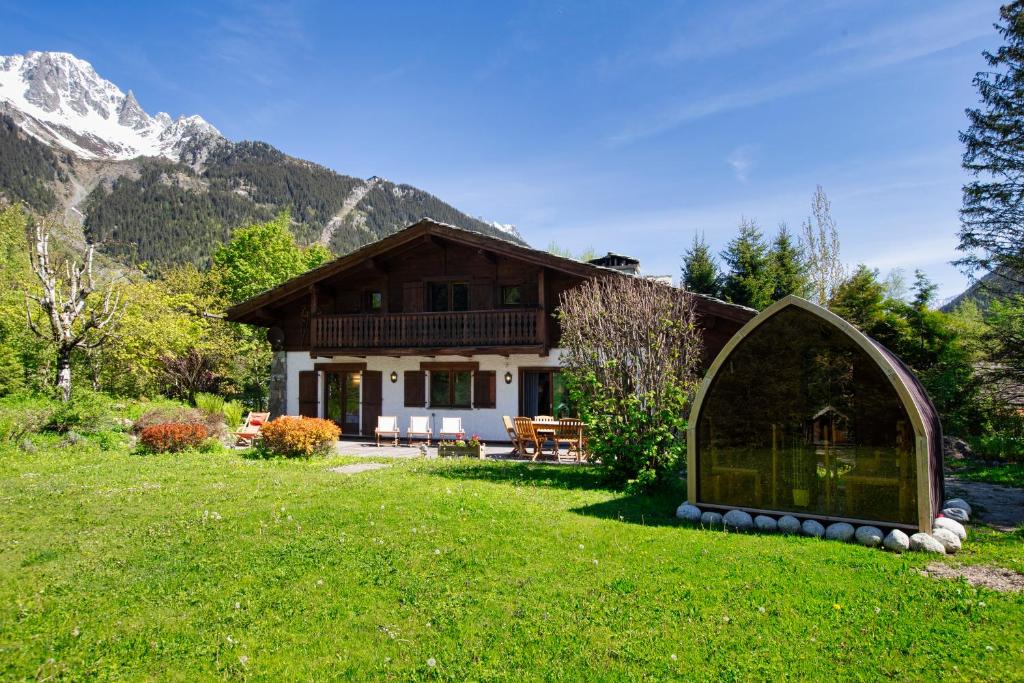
537 269 548 349
314 362 368 372
420 361 480 371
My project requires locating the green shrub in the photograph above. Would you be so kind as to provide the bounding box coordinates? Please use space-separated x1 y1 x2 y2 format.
971 433 1024 463
133 407 225 439
222 401 245 429
195 392 225 416
46 390 118 434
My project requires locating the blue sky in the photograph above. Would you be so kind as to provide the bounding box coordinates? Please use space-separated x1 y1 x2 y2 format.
0 1 1001 300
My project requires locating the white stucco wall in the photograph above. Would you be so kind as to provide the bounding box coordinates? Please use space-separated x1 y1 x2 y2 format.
283 351 563 442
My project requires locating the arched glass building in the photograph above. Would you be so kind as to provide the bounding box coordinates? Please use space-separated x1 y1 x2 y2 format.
687 296 943 531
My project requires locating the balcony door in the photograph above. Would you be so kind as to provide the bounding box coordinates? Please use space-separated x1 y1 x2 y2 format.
324 371 361 435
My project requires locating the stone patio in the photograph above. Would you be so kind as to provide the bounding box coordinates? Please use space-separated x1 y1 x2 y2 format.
333 438 583 463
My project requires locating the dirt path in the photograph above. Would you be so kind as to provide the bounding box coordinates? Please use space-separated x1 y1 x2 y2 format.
944 476 1024 532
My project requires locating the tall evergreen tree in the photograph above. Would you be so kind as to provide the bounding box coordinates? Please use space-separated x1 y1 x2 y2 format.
767 222 809 302
681 232 722 297
720 217 772 309
959 2 1024 282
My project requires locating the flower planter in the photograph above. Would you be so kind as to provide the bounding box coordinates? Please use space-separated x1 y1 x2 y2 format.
438 443 485 459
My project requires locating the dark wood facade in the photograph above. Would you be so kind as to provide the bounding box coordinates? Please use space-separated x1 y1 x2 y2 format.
225 219 755 359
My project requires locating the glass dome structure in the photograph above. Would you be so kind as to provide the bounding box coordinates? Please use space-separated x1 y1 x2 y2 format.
687 296 943 531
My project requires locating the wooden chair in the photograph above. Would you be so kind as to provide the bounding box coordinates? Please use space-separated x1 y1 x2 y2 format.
439 417 464 441
408 416 432 446
234 412 270 447
503 415 523 455
514 417 544 460
374 416 400 447
534 415 554 422
553 418 584 462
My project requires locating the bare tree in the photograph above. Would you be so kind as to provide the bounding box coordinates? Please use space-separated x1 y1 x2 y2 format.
802 185 846 306
25 220 123 401
558 275 703 487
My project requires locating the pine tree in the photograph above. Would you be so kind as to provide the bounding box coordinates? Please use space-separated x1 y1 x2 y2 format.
720 217 772 309
767 222 809 302
681 232 721 297
959 2 1024 282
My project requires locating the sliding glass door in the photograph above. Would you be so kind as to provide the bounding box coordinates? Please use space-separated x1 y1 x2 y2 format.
520 368 570 418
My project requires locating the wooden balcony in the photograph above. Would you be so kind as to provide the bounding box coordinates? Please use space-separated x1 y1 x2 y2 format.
311 308 544 354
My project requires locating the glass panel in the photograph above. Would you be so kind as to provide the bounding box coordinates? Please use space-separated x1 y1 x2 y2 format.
325 373 343 424
344 373 360 431
502 285 522 306
453 371 471 407
522 371 540 416
696 306 918 525
452 283 469 311
369 291 382 311
430 371 451 407
428 282 449 312
552 372 571 418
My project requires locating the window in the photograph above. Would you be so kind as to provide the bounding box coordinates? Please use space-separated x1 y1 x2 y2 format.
430 370 472 408
427 281 469 312
520 368 571 417
501 285 522 306
367 291 383 312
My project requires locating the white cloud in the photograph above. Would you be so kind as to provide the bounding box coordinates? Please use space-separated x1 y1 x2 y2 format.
727 145 758 182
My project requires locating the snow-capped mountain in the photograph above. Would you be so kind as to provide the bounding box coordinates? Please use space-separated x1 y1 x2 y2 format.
0 51 222 160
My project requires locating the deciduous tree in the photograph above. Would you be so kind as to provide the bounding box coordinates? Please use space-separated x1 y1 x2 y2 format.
803 186 845 306
557 276 702 490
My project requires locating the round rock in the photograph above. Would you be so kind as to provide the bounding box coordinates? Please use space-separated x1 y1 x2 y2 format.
943 498 972 516
883 528 910 553
932 527 962 554
825 522 855 542
722 509 754 532
754 515 778 532
700 511 724 528
909 532 946 554
675 503 703 523
801 519 825 538
941 507 969 524
854 525 884 548
934 517 967 541
778 515 801 535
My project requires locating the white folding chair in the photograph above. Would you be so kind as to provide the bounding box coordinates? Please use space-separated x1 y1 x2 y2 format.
375 416 399 446
439 417 464 441
408 416 432 446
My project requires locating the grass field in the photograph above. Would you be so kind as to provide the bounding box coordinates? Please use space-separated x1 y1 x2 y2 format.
1 439 1022 681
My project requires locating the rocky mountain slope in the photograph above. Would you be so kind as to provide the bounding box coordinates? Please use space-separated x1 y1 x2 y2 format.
0 51 523 268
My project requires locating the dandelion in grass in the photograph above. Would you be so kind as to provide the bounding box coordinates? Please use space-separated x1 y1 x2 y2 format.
239 655 249 666
833 604 842 611
986 645 994 651
592 559 598 566
722 615 731 623
670 654 677 661
427 657 436 668
71 627 80 637
235 602 241 610
434 548 441 555
978 601 986 607
757 606 765 614
873 607 880 614
578 544 584 550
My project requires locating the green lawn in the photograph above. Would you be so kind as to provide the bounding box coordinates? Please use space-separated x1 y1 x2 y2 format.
1 440 1023 681
949 461 1024 488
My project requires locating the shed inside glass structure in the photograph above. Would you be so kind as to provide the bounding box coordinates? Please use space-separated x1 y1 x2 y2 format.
687 296 943 532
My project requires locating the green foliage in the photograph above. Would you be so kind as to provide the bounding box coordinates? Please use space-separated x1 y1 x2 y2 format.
0 114 66 212
681 233 721 297
983 294 1024 397
767 223 809 301
959 2 1024 278
194 392 225 416
547 241 597 263
223 401 245 429
720 217 772 309
212 210 333 304
567 370 690 491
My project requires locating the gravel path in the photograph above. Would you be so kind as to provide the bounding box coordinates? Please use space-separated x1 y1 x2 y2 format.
945 476 1024 532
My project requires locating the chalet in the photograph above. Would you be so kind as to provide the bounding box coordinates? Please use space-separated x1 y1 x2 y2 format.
225 219 755 441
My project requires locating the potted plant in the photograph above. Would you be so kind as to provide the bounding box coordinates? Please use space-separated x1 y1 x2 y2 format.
438 434 485 459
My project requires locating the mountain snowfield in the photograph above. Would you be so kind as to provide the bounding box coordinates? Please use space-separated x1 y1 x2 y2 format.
0 51 221 160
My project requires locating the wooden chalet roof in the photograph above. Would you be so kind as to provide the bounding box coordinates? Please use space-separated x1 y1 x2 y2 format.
224 217 756 326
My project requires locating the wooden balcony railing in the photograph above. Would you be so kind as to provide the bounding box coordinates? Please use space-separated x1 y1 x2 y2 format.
312 309 543 351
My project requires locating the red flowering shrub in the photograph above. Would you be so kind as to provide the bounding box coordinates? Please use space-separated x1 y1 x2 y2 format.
258 416 340 458
139 422 209 453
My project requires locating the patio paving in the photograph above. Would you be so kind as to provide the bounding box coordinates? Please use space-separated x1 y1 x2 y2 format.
332 439 583 464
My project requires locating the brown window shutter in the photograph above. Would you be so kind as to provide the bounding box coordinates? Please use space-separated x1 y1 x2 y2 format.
404 370 425 407
298 371 319 417
474 371 496 409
